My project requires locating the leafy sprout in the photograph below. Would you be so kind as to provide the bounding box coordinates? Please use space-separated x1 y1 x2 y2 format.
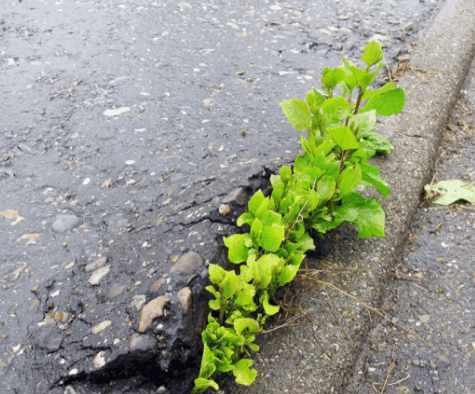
193 41 405 393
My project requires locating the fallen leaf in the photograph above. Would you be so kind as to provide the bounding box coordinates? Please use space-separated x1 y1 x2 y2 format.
17 233 41 245
0 209 24 225
425 180 475 205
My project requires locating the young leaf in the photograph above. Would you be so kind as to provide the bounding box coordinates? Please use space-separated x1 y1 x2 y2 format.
234 318 260 336
277 264 299 286
361 40 383 67
361 163 391 197
197 343 217 378
336 193 385 238
317 176 337 205
288 252 306 266
328 125 359 150
208 298 221 311
306 89 326 112
322 67 345 91
362 82 397 101
248 190 267 215
237 212 254 227
233 359 257 386
280 98 312 131
221 271 241 299
349 110 376 135
250 218 264 243
338 164 362 196
260 223 285 252
261 291 280 316
224 234 250 264
235 283 257 311
250 255 275 289
362 87 405 116
360 131 393 155
321 97 351 126
208 264 226 285
270 175 285 205
279 165 292 182
193 377 219 394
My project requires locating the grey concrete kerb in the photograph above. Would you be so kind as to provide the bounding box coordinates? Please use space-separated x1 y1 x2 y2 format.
229 0 475 393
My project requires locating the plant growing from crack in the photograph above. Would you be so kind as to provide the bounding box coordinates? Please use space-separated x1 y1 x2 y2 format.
193 41 405 393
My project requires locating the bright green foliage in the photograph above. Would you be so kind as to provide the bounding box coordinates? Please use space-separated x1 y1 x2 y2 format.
280 99 312 131
193 41 405 393
361 40 383 67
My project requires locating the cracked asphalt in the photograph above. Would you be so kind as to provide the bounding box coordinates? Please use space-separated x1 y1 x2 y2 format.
0 0 442 393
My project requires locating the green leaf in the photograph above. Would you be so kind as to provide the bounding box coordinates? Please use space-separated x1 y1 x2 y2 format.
234 318 260 336
361 40 383 67
270 175 285 205
235 283 257 311
360 131 393 155
321 97 351 126
208 298 221 311
424 180 475 205
250 218 263 243
208 264 226 285
280 165 292 182
338 164 362 196
288 252 306 266
328 125 359 150
306 89 326 112
361 163 391 197
197 343 216 378
362 87 405 116
322 67 345 91
277 264 299 286
261 210 283 225
336 193 385 238
260 223 285 252
349 110 376 135
251 254 281 289
248 190 266 215
193 377 219 393
261 291 280 316
233 359 257 386
362 82 397 101
280 98 312 131
224 234 250 264
317 176 337 205
237 212 254 227
342 58 378 90
221 271 241 298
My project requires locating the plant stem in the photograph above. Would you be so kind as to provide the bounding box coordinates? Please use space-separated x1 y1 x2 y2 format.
219 298 226 324
340 88 364 170
353 88 363 114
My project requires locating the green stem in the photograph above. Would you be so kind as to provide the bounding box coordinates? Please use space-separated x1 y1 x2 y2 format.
219 298 226 324
340 88 364 170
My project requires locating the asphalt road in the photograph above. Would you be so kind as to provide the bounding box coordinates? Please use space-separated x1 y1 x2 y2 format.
0 1 441 393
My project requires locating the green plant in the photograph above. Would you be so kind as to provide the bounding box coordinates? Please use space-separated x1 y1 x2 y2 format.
193 41 404 393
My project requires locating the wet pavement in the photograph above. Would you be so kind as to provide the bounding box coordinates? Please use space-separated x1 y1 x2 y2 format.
0 0 441 393
345 58 475 394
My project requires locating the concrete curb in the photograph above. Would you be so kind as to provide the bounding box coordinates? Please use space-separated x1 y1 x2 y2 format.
228 1 475 393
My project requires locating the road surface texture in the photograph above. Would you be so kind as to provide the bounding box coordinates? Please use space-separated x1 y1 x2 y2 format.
344 58 475 394
0 1 441 393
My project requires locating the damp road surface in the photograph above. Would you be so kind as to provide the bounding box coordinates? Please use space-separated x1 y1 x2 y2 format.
0 1 441 393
